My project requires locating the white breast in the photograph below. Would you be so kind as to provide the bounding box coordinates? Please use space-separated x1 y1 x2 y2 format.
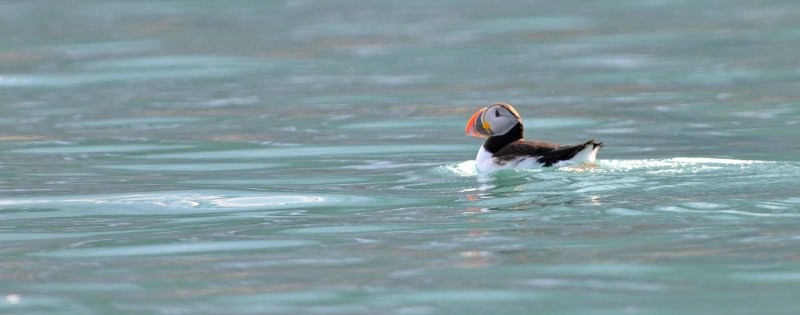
475 146 543 173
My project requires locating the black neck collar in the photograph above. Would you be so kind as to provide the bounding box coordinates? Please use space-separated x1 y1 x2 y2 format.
482 123 524 154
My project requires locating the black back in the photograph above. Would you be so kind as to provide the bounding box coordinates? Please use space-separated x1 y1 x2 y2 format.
483 122 603 167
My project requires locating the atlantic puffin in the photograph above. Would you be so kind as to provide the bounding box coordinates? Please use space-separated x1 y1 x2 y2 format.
466 103 603 173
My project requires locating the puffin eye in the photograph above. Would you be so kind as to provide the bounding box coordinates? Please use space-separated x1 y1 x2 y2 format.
494 110 501 117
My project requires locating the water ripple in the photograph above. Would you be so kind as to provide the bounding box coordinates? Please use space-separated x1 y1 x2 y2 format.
13 144 192 154
96 163 280 172
524 278 665 291
142 144 471 159
0 190 365 219
36 240 316 257
57 117 201 129
1 56 264 87
735 272 800 282
281 225 405 234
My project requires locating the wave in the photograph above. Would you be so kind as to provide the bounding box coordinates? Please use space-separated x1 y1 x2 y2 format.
437 157 781 178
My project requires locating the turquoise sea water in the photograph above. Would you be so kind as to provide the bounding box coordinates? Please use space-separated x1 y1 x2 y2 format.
2 1 800 314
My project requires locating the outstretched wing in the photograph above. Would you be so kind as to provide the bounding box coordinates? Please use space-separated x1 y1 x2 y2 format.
494 140 603 167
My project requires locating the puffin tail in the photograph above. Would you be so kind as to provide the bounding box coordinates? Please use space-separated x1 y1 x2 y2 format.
536 139 603 166
585 140 603 163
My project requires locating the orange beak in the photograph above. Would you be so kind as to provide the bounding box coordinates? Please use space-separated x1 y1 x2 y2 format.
465 107 491 137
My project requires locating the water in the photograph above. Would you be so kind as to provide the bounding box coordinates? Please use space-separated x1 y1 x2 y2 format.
2 0 800 314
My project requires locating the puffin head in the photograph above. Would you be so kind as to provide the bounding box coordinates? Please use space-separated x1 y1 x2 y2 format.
465 103 522 138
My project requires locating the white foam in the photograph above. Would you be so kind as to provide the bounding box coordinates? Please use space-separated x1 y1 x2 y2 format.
447 160 478 177
670 157 759 165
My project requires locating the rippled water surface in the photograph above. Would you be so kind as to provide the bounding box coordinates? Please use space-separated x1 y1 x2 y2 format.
2 1 800 314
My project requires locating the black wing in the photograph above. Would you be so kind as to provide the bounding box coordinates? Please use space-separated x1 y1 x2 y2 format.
494 140 603 167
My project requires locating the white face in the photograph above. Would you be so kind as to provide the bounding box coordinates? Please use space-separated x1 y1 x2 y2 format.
466 103 523 138
482 104 520 136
